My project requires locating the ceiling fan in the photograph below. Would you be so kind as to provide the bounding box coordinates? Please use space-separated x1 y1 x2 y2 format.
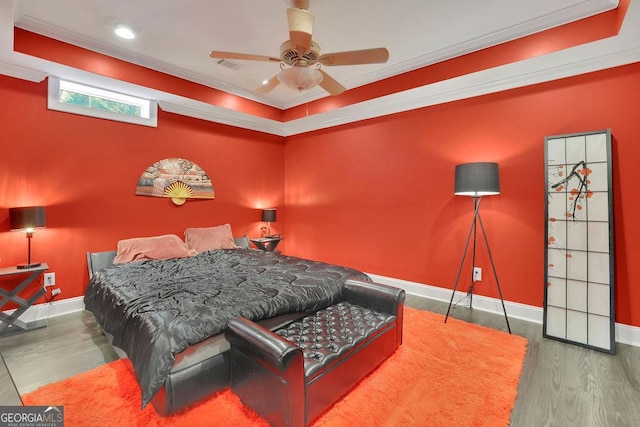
209 0 389 96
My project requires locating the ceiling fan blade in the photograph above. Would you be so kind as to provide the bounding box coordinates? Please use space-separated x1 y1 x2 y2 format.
319 47 389 66
318 70 346 96
209 51 281 62
287 8 313 53
255 74 281 94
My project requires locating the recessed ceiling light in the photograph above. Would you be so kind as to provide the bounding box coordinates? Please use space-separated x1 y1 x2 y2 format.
114 25 136 40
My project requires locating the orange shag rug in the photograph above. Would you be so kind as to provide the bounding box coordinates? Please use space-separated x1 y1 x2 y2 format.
23 308 527 426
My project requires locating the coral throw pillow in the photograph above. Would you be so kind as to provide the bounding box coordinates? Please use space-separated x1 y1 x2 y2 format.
184 223 237 253
113 234 196 265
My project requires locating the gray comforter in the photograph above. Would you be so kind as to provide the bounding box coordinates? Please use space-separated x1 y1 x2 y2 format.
83 248 367 407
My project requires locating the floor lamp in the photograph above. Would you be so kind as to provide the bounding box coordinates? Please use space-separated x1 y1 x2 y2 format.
444 162 511 333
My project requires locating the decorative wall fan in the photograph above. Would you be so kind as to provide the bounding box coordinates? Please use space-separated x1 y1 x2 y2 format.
135 158 215 206
209 0 389 96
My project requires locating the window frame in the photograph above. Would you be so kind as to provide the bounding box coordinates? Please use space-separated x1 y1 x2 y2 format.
47 76 158 127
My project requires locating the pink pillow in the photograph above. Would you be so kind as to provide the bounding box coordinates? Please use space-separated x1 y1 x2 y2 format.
184 224 237 253
113 234 196 265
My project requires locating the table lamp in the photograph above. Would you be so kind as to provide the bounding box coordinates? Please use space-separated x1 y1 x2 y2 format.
261 208 276 237
9 206 46 269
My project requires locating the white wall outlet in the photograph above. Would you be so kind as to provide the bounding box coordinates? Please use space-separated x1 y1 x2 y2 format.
51 288 61 296
44 272 56 287
473 267 482 282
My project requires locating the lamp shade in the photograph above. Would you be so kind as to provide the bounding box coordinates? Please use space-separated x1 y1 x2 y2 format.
454 162 500 196
9 206 46 230
262 208 276 222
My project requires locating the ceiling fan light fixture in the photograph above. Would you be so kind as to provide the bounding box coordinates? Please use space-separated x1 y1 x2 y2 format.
277 66 323 91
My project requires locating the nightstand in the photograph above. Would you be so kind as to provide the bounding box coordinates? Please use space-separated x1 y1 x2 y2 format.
250 236 283 252
0 263 49 335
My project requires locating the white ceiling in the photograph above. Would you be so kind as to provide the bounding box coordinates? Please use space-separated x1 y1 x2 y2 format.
12 0 618 109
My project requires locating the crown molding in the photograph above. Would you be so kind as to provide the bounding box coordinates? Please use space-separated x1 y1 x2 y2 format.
282 44 640 136
12 0 618 111
156 9 640 138
277 0 620 110
14 20 636 138
1 0 638 138
222 0 606 110
158 98 285 136
14 16 282 108
0 57 46 82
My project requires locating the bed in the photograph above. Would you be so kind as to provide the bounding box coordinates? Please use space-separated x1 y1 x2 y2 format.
83 236 369 415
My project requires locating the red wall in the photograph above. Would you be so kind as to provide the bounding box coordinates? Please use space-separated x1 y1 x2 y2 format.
2 11 640 329
283 63 640 327
0 75 284 303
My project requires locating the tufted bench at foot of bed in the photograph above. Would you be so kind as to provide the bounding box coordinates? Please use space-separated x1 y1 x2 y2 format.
225 278 405 427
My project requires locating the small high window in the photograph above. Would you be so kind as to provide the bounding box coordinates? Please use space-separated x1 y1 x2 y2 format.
48 77 157 127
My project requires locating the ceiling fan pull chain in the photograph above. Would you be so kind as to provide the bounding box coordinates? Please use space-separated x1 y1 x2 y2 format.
305 88 309 117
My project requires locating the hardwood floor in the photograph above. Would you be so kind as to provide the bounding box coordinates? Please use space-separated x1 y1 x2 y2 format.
1 295 639 426
0 352 21 406
0 310 120 397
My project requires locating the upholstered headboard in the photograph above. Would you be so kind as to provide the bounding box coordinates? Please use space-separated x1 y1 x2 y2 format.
233 235 250 248
86 235 251 278
86 251 117 279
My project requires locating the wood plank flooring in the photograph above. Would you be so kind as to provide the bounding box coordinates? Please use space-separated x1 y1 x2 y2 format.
1 295 639 426
0 310 120 397
0 352 21 406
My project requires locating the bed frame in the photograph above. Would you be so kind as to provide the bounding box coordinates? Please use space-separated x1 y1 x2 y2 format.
85 235 312 415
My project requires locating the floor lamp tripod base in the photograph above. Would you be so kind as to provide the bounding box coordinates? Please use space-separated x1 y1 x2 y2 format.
444 197 511 334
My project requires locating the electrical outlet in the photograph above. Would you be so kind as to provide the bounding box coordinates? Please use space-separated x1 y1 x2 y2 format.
44 272 56 287
51 288 61 296
473 267 482 282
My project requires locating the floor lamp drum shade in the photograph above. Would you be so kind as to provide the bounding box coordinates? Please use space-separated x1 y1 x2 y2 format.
9 206 46 231
9 206 46 269
454 162 500 196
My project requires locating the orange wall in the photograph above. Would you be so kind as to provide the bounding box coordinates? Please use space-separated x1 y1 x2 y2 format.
283 63 640 327
0 75 284 303
2 17 640 329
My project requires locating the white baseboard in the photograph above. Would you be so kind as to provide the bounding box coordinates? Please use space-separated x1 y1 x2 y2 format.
366 273 640 349
2 296 85 325
4 278 640 348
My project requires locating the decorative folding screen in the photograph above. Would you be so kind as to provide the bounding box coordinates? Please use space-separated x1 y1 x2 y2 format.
543 129 615 354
